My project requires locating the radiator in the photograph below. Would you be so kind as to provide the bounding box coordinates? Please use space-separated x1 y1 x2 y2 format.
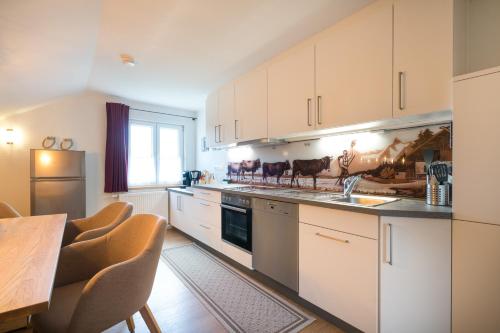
118 190 168 219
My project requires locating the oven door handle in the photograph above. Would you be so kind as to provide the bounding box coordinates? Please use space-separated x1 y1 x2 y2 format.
220 204 248 214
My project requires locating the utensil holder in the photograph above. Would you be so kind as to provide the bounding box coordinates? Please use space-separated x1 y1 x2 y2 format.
426 183 450 206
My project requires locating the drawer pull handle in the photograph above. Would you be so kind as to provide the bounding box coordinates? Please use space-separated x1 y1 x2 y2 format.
315 232 349 244
399 71 406 111
307 98 313 126
199 202 210 207
198 192 210 195
317 95 322 125
383 223 393 265
199 224 211 230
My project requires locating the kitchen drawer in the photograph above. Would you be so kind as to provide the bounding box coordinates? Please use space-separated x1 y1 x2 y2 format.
221 242 253 269
195 222 222 253
299 222 378 333
192 188 221 203
299 204 378 239
192 198 221 228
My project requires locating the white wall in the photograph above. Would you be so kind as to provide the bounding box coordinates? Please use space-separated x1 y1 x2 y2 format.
0 90 197 216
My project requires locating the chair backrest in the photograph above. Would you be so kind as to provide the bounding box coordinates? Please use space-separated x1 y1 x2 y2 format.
86 201 133 230
0 201 21 218
69 214 166 333
69 201 133 245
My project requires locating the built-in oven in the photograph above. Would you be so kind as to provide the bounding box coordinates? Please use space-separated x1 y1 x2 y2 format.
221 193 252 253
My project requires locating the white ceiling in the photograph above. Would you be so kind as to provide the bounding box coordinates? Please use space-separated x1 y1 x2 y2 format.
0 0 373 115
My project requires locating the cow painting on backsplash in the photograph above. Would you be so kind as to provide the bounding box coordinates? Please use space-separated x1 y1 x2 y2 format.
291 156 332 189
224 124 452 198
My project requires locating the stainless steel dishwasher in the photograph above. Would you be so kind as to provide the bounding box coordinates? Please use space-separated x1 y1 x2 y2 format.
252 198 298 291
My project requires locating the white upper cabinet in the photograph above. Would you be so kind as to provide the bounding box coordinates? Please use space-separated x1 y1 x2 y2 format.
454 0 500 76
315 0 393 128
393 0 453 117
234 69 268 142
268 45 315 138
205 91 219 147
206 0 456 144
205 84 235 147
453 70 500 225
218 83 236 145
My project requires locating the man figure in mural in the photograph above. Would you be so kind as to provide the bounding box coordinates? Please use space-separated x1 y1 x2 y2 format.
336 141 356 185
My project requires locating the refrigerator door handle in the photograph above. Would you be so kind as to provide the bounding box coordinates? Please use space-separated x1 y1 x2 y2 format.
31 177 85 181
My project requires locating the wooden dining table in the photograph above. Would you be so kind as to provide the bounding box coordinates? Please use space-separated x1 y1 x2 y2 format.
0 214 67 331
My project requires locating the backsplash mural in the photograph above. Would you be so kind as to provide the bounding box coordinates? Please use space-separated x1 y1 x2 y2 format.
221 124 452 198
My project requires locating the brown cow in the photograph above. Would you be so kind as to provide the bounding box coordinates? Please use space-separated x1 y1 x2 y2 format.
262 160 291 184
240 159 261 180
227 162 242 181
291 156 331 189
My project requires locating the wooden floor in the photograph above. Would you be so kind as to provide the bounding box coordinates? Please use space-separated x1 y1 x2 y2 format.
105 228 344 333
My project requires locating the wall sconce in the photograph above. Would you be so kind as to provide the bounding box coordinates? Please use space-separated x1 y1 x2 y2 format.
4 129 15 145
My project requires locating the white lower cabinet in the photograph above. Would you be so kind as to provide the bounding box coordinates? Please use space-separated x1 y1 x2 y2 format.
192 198 220 228
220 242 253 269
299 222 378 333
194 222 221 252
452 220 500 333
169 192 195 236
169 190 222 252
379 216 451 333
192 198 222 252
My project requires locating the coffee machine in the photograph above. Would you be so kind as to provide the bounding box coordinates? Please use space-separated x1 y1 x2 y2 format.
189 170 201 185
182 170 201 186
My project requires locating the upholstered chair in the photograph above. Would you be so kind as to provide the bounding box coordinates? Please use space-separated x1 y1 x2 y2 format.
61 201 133 247
0 201 22 218
32 214 167 333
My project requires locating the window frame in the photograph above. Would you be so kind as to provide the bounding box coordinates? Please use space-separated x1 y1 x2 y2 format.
128 119 185 187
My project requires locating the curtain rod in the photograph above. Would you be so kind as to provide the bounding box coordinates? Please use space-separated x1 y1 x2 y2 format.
130 107 197 120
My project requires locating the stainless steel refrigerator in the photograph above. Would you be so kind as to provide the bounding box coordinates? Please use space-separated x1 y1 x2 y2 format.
30 149 86 220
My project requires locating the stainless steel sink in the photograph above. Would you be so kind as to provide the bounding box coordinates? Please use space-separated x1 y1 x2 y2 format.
331 194 400 207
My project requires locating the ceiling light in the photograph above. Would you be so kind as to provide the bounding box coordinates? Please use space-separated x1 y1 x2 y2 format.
120 54 135 66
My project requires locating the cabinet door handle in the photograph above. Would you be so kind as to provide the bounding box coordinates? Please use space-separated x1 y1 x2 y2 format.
218 125 222 143
383 223 393 265
234 119 239 140
176 196 181 211
199 202 210 207
214 126 219 143
315 232 349 244
307 98 313 126
317 95 322 125
398 71 406 111
199 224 211 230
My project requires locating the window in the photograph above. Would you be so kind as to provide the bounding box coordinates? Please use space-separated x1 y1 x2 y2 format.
128 120 184 186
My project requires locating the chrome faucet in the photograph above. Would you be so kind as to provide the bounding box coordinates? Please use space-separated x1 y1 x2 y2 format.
343 175 362 198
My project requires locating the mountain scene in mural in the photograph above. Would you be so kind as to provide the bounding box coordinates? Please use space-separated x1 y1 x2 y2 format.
226 124 452 198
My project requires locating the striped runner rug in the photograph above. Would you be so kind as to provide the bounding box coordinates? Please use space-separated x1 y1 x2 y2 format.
162 244 314 333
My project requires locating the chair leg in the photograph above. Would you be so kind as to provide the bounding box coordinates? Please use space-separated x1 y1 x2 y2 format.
139 304 161 333
126 316 135 333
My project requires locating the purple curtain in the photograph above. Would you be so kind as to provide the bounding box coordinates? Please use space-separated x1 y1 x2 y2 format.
104 102 129 193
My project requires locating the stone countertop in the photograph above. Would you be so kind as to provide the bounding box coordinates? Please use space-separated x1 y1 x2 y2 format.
170 184 452 219
168 187 194 196
168 183 244 195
